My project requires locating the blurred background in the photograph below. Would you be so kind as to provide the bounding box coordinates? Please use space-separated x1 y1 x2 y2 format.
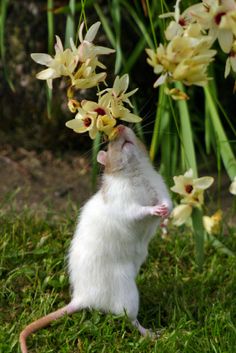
0 0 235 217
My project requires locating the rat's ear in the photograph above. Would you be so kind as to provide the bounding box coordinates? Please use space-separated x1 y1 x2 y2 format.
97 150 107 166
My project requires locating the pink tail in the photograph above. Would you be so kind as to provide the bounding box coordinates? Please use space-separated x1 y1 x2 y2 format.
19 302 79 353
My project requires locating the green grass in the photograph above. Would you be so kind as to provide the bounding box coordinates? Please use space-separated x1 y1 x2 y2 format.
1 207 236 353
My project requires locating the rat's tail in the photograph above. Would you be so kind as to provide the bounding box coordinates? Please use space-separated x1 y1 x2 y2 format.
19 302 79 353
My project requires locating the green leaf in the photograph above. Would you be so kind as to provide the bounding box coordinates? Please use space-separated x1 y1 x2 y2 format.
65 0 76 48
94 3 116 48
205 233 235 257
204 85 236 180
111 0 122 74
175 82 198 177
120 0 154 49
192 207 205 271
149 85 167 161
47 0 54 119
47 0 54 54
92 132 102 190
0 0 14 91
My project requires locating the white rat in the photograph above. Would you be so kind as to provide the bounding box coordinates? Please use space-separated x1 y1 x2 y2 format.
20 125 172 353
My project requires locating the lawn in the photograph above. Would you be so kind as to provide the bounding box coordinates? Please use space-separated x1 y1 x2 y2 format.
1 206 236 353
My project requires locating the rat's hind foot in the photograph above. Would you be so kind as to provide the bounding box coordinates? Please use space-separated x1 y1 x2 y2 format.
131 319 162 339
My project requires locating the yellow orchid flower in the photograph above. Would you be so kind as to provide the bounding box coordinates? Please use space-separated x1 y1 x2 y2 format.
72 22 115 63
68 99 80 113
164 87 189 100
229 176 236 195
66 100 115 139
161 0 198 40
97 115 116 137
99 74 138 107
225 40 236 77
188 0 236 53
203 210 222 235
170 169 215 227
171 169 214 206
31 36 79 89
171 204 193 226
71 61 107 90
65 111 98 140
31 22 115 91
146 25 216 88
98 74 142 123
68 21 115 91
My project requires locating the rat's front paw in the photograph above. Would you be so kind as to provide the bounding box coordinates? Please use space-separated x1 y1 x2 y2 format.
151 203 170 218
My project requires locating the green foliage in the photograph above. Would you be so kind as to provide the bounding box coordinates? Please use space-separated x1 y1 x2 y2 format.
0 0 14 91
1 208 236 352
192 207 205 271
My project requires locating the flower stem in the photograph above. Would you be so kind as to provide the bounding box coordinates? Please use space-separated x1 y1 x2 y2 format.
192 207 205 271
149 84 166 161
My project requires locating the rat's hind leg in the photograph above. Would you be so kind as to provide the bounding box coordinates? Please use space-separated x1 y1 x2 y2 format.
132 319 148 336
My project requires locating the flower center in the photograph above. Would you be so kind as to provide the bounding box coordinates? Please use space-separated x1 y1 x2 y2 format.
83 117 92 127
214 12 226 25
95 107 106 116
178 17 186 26
185 184 193 194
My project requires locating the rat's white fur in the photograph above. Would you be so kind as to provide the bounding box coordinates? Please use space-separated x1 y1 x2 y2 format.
19 126 172 353
69 127 172 321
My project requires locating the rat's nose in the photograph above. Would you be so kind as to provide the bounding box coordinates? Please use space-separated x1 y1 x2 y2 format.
116 125 126 135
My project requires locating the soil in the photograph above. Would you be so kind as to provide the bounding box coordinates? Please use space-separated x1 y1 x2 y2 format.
0 145 93 215
0 145 235 227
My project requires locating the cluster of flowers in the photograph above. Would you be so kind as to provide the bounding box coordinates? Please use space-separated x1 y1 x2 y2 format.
146 0 236 99
31 22 142 140
171 169 236 234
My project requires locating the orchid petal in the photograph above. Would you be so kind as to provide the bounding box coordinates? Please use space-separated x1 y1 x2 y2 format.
55 35 64 53
224 57 231 77
119 111 142 123
193 176 214 190
229 176 236 195
36 68 56 80
70 37 77 52
31 53 53 66
230 56 236 72
171 204 192 226
84 21 101 42
218 29 233 53
184 169 194 178
79 22 85 43
153 73 167 87
65 118 87 133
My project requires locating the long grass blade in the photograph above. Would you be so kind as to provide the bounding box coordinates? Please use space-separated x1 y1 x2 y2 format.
205 233 235 257
159 112 173 183
65 0 75 48
0 0 14 91
111 0 122 74
192 207 205 271
92 133 102 190
175 82 198 177
149 85 166 161
120 0 154 49
47 0 54 54
94 3 116 47
146 0 157 48
204 85 236 180
47 0 54 119
121 36 146 74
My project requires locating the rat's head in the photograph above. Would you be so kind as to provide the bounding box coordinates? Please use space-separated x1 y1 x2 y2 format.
97 125 148 174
